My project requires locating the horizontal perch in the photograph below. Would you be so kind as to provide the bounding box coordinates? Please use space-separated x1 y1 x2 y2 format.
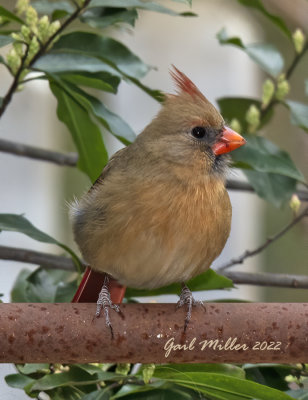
0 303 307 363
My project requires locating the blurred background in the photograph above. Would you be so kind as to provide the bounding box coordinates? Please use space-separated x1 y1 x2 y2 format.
0 0 307 398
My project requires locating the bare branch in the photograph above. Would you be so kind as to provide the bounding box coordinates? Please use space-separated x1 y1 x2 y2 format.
0 245 77 271
1 245 308 289
217 205 308 272
223 270 308 289
0 138 78 166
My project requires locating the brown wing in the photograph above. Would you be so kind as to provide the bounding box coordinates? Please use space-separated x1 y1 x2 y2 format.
88 147 127 194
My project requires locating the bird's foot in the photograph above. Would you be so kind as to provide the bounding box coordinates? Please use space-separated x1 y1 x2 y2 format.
95 275 120 338
176 283 205 331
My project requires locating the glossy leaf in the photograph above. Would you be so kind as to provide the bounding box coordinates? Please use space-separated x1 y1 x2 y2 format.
236 0 292 39
244 170 297 207
31 367 123 390
52 77 136 145
285 100 308 133
0 34 13 47
217 97 274 129
53 32 149 79
81 389 112 400
60 71 121 93
17 364 50 375
32 0 74 16
50 81 108 182
5 374 35 389
88 0 194 17
217 28 284 77
81 7 138 29
125 269 233 298
157 372 294 400
232 135 305 182
0 213 80 266
33 53 121 75
11 267 77 303
0 6 24 24
0 213 61 244
154 364 245 379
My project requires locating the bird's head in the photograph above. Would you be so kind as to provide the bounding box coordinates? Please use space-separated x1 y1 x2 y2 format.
138 66 246 179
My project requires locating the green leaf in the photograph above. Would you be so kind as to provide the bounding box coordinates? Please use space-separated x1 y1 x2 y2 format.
154 364 245 379
81 389 112 400
81 7 138 29
217 97 274 129
17 364 50 375
50 81 108 182
244 170 297 207
157 372 294 400
243 364 296 391
217 28 284 77
67 84 136 145
0 34 13 47
236 0 292 39
232 135 305 182
88 0 191 16
33 53 121 75
0 213 61 244
125 269 233 298
60 71 121 93
32 0 74 16
11 267 77 303
53 31 149 79
0 6 24 24
0 213 80 267
5 373 35 389
285 100 308 133
32 367 123 390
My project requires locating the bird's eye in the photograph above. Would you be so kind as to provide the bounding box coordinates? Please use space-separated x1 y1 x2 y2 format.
191 126 206 139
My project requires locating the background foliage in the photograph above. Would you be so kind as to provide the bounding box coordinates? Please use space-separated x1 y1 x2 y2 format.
0 0 307 399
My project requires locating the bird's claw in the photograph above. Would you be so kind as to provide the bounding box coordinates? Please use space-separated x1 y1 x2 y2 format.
176 284 205 331
95 275 120 338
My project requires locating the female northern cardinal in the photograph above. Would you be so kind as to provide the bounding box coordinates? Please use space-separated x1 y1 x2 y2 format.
71 66 246 333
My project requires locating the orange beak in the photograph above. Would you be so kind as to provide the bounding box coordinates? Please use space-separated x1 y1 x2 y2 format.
212 126 246 155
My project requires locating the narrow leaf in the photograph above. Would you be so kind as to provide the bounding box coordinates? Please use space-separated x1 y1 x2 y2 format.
0 6 24 24
5 374 35 389
60 71 121 93
32 0 74 15
236 0 292 39
50 81 108 182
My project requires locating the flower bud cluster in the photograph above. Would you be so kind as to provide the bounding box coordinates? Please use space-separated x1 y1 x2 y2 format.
6 0 61 76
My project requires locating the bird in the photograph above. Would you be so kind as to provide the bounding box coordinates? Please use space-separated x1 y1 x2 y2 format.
71 66 246 334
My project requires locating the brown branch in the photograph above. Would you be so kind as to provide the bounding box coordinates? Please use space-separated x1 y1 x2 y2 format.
0 0 92 118
0 303 307 363
217 205 308 272
223 270 308 289
0 245 79 271
0 138 78 166
1 245 308 289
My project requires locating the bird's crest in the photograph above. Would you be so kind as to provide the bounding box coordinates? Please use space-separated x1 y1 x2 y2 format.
170 65 207 102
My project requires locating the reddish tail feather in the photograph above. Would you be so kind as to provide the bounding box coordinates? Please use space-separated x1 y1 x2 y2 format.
72 266 126 304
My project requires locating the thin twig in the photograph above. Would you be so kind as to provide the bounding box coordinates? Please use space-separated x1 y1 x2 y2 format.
217 205 308 272
223 270 308 289
0 0 92 117
0 138 78 166
1 244 308 289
